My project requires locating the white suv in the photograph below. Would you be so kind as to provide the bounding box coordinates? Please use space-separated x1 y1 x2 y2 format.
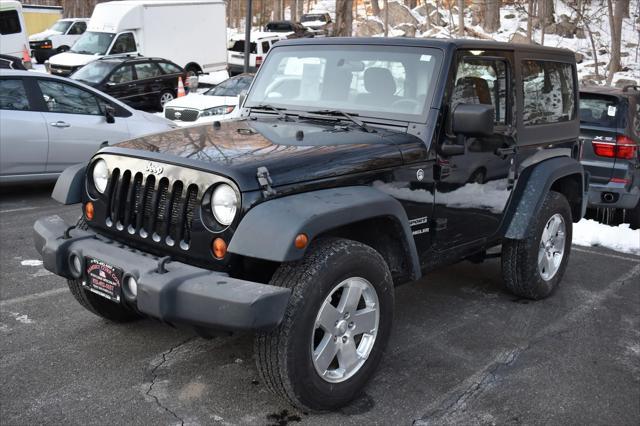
227 32 284 75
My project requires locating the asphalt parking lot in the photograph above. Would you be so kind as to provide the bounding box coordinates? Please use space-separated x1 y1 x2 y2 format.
1 184 639 426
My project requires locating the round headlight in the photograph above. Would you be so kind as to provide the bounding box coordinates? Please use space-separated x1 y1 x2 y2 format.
92 159 109 194
211 184 238 226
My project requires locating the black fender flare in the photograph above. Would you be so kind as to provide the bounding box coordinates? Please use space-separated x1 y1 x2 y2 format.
51 163 86 205
503 156 586 240
228 186 421 280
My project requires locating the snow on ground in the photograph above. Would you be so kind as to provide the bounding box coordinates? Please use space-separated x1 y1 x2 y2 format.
573 219 640 255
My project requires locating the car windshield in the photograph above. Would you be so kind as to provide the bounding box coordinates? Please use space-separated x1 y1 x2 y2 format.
71 61 118 84
301 14 326 22
245 44 442 122
579 94 620 128
70 31 115 55
206 76 253 97
50 20 72 33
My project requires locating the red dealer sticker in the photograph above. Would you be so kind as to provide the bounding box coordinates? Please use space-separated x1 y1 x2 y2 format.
84 258 123 303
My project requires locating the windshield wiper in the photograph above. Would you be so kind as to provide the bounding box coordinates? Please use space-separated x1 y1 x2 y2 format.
305 109 375 133
250 103 292 121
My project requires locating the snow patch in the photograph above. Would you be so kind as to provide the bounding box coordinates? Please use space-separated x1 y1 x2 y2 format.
9 312 35 324
21 259 43 267
572 219 640 255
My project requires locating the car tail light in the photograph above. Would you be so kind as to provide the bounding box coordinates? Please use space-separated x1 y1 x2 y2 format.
256 56 263 67
591 135 637 159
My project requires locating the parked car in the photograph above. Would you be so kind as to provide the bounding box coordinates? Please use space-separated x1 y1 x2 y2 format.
0 53 26 69
71 56 188 110
0 0 30 68
227 32 283 75
29 18 88 63
265 20 314 38
300 12 333 36
34 38 585 411
48 0 227 77
0 69 174 184
580 85 640 228
163 73 253 126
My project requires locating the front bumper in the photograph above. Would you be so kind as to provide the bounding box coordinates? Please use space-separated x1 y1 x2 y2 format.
30 46 55 60
34 215 290 331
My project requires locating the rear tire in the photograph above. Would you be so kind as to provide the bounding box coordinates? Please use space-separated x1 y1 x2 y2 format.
67 218 142 323
254 238 394 411
501 191 572 300
627 201 640 230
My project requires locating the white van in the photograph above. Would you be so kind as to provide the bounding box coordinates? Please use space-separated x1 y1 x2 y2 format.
29 18 89 64
227 31 285 75
0 0 30 66
48 0 227 77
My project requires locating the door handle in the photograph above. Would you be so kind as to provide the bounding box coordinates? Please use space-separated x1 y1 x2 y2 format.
50 121 70 128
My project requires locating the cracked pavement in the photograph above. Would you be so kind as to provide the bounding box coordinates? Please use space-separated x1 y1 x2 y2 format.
1 185 639 425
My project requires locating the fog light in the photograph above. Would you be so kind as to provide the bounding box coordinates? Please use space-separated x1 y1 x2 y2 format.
124 275 138 299
69 253 82 278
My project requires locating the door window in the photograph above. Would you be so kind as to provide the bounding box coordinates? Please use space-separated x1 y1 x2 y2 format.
522 60 575 126
110 32 136 54
109 65 134 84
0 10 21 35
67 21 86 35
158 61 182 74
37 80 102 115
133 62 162 80
262 41 270 54
451 57 507 125
0 79 29 110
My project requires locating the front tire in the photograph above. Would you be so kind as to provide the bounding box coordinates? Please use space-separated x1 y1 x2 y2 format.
254 238 394 411
158 90 175 110
501 191 573 300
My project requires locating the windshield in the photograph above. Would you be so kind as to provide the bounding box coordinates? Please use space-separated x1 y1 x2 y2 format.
71 61 118 84
71 31 115 55
579 94 620 128
51 20 72 33
206 75 253 97
301 14 326 22
245 44 442 122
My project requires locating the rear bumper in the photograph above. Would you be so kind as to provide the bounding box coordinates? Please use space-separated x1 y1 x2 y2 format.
33 215 290 331
588 182 640 209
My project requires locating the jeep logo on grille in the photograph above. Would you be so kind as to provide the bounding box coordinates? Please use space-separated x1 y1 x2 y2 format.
145 162 164 175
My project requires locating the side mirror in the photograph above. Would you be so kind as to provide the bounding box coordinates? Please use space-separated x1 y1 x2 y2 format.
105 105 115 124
452 103 494 137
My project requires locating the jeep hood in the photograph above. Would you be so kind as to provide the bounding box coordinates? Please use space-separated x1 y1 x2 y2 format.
112 119 417 192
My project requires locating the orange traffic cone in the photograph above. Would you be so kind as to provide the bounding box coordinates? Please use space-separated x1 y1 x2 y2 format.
177 76 186 97
22 45 33 70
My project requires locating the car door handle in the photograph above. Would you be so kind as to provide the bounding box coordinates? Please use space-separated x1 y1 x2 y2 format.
50 121 70 128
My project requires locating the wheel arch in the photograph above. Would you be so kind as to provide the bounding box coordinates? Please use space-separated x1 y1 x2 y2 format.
227 186 421 282
184 62 202 75
502 156 587 240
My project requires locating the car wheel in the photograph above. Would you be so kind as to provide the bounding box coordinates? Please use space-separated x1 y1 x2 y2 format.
254 238 394 411
501 191 572 300
159 90 175 109
67 218 143 322
34 53 45 64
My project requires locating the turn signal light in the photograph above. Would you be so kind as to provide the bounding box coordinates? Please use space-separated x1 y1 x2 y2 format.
85 202 94 220
212 238 227 259
294 233 308 249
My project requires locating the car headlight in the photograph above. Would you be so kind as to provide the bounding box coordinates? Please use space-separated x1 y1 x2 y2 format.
211 184 238 226
92 159 109 193
200 105 235 117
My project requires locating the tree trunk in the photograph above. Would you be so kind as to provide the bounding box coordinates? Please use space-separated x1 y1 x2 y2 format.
458 0 465 36
289 0 297 21
371 0 381 15
335 0 354 37
607 0 625 84
538 0 555 27
526 0 533 42
484 0 501 33
297 0 304 20
540 0 546 45
274 0 282 21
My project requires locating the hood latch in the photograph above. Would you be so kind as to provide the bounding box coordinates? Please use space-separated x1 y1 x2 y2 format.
256 166 276 198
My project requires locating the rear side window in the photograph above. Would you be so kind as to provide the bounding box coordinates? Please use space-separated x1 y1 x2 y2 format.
579 94 619 128
0 10 21 35
37 80 102 115
522 60 576 126
229 40 257 54
0 79 29 110
262 41 270 54
109 65 134 84
158 61 182 74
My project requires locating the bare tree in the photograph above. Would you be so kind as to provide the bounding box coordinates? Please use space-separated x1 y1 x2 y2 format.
526 0 534 42
607 0 626 84
472 0 501 33
297 0 304 20
567 0 607 78
371 0 381 15
335 0 354 36
458 0 465 36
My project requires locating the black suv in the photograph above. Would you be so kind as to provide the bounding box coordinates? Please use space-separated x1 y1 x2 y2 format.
71 56 188 111
579 86 639 228
265 20 314 38
34 38 586 411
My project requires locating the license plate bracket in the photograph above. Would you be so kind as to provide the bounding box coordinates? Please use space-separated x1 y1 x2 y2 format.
84 257 123 303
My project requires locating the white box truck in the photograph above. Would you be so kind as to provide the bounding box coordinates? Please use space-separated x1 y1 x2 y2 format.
0 0 31 66
48 0 226 77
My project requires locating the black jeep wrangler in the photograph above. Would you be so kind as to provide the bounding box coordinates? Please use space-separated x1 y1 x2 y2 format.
34 38 587 411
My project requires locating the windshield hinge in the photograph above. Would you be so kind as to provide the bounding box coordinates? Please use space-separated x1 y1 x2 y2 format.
256 166 276 198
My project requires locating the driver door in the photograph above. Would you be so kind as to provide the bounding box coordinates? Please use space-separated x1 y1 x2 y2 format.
31 78 130 173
